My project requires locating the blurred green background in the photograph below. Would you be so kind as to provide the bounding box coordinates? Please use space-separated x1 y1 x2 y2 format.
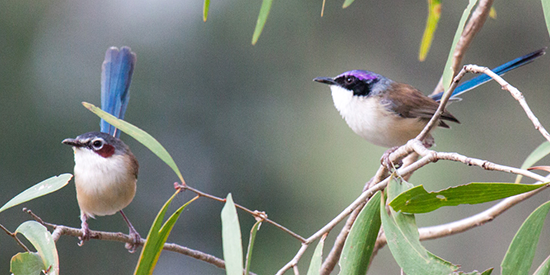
1 0 550 274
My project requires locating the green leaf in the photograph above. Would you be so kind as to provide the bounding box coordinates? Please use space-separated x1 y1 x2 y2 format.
342 0 355 9
0 174 72 213
10 252 44 275
134 191 198 275
339 191 381 275
82 102 185 184
520 142 550 168
533 254 550 275
441 0 478 92
251 0 273 45
203 0 210 22
515 141 550 183
221 193 243 275
381 178 459 275
387 174 414 201
15 221 59 275
306 234 326 275
419 0 442 61
501 201 550 275
390 182 547 213
542 0 550 38
454 269 493 275
244 220 261 275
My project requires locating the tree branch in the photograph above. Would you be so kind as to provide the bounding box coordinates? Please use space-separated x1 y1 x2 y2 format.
176 183 307 243
23 208 256 274
463 64 550 143
0 223 30 252
432 0 494 95
374 147 550 249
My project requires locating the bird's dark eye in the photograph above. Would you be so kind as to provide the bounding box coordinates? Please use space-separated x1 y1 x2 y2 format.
91 139 104 150
344 76 355 84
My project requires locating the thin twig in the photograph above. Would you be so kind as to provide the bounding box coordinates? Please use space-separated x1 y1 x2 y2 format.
463 64 550 143
432 0 494 95
276 244 309 275
413 146 548 181
22 209 257 274
176 183 307 243
0 223 30 252
370 141 550 252
417 68 469 143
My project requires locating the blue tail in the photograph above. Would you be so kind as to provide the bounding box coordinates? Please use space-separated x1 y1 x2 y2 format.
430 47 546 101
100 46 137 138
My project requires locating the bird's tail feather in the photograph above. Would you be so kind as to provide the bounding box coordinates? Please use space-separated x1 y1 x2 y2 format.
100 46 137 138
430 47 546 101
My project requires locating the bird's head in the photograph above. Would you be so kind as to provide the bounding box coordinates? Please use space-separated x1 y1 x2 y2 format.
62 131 131 159
63 131 138 179
313 70 393 97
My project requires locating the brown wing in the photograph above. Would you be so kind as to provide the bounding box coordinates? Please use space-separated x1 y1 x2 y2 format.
381 82 459 128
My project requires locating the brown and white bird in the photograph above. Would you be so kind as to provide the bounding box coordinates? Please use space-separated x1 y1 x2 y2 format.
63 46 141 251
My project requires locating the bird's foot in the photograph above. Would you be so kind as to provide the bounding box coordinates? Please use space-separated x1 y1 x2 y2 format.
125 228 142 253
381 146 402 171
423 135 435 148
119 210 141 253
78 225 91 246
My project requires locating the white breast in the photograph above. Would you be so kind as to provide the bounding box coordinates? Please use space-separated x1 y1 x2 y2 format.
73 148 136 217
330 85 428 147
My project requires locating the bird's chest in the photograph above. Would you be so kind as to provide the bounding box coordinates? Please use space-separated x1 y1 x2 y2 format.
72 149 136 216
331 88 426 147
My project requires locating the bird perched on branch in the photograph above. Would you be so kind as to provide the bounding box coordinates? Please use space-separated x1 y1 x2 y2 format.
314 48 545 148
63 46 140 252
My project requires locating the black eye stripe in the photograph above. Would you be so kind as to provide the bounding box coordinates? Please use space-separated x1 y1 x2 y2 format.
336 75 356 86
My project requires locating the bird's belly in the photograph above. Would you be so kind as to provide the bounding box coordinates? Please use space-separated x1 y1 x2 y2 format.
338 96 428 147
73 154 136 217
350 113 427 147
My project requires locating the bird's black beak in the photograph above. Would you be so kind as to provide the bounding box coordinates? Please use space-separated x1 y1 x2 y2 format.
62 138 85 147
313 77 337 85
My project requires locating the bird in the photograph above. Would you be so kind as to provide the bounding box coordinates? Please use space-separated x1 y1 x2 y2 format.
314 48 546 148
62 46 140 252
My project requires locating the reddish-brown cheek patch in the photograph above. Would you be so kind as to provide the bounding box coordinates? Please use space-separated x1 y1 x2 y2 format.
96 144 115 158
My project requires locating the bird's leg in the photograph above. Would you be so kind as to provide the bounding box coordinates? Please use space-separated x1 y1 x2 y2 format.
79 212 91 246
423 135 435 148
119 210 141 253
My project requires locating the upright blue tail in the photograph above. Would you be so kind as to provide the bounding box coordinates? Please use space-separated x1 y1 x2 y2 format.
430 47 546 101
100 46 137 138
